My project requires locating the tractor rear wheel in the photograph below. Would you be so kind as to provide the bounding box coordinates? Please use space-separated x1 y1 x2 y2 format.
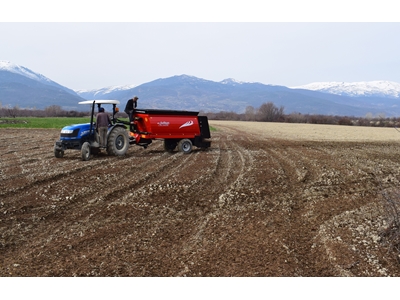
164 139 178 152
81 142 91 161
178 139 193 154
107 127 129 156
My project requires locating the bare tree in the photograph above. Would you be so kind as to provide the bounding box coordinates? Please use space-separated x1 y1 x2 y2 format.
45 105 63 117
6 105 20 118
244 105 256 121
257 102 284 122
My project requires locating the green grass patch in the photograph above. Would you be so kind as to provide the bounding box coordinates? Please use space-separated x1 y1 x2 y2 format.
0 117 91 129
0 117 218 131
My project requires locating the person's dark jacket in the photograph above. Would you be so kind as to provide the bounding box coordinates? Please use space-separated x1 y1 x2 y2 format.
124 97 138 114
96 112 111 129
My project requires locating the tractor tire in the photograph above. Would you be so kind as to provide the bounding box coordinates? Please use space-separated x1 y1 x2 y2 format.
178 139 193 154
54 145 64 158
81 142 91 161
107 127 129 156
164 139 178 152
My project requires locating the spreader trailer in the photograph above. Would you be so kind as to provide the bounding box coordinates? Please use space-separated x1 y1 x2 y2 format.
54 99 211 160
127 108 211 154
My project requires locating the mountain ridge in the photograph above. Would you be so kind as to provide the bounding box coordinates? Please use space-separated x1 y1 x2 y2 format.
2 60 400 117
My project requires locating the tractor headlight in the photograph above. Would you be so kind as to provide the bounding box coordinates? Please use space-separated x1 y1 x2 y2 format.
61 129 74 134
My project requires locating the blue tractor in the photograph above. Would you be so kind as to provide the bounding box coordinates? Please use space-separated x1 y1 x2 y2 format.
54 100 130 161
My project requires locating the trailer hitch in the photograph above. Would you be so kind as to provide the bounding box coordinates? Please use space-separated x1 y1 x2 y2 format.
134 130 150 135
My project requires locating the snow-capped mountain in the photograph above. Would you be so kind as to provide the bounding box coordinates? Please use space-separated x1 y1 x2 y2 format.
75 84 138 100
0 60 54 85
0 60 84 109
75 84 138 96
0 60 79 96
220 78 265 86
220 78 245 86
291 81 400 98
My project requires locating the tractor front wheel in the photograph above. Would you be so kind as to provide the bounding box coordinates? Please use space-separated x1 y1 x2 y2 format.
107 127 129 156
81 142 91 161
54 145 64 158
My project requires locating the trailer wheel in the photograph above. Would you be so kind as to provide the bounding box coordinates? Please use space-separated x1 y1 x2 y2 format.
81 142 91 161
178 139 193 154
107 127 129 156
54 144 64 158
164 139 178 152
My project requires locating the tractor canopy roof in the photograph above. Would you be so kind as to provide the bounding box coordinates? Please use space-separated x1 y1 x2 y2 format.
78 100 120 105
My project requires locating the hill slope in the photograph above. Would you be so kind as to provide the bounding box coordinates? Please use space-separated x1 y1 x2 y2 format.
0 61 84 110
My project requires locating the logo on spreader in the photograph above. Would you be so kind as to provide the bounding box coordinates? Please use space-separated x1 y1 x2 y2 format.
179 120 194 129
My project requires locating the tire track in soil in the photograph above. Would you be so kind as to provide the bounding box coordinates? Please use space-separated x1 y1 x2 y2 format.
265 144 335 275
305 142 400 276
0 136 223 276
0 129 79 193
75 142 229 276
254 138 395 276
232 136 319 276
168 124 291 276
205 127 307 276
1 142 195 239
245 139 367 276
198 127 393 276
94 132 242 276
66 128 247 276
167 126 268 276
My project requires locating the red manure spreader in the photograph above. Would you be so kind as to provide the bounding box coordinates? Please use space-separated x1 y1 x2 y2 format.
54 100 211 160
129 108 211 153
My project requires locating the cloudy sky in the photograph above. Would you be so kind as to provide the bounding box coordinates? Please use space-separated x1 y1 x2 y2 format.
1 1 400 90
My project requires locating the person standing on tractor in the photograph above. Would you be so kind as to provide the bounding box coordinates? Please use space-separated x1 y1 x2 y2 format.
124 96 139 131
96 107 111 148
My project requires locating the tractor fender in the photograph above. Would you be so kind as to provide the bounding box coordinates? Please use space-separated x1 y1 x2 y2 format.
106 124 127 142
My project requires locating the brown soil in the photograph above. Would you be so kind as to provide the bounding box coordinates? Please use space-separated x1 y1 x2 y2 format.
1 123 400 276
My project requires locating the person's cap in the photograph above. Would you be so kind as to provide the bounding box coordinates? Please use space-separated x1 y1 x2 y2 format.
133 96 138 100
99 107 105 112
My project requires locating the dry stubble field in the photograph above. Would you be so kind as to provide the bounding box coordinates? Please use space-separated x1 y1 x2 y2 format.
1 121 400 276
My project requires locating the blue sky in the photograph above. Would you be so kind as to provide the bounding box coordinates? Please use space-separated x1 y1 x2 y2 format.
2 1 400 90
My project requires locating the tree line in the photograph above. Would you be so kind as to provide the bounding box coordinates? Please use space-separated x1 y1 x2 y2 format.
202 102 400 128
0 105 87 118
1 102 400 128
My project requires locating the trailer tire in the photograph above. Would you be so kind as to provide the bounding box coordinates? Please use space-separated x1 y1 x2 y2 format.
107 127 129 156
178 139 193 154
81 142 91 161
164 139 178 152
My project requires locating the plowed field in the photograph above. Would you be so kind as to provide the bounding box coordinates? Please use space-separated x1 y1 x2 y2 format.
1 121 400 276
